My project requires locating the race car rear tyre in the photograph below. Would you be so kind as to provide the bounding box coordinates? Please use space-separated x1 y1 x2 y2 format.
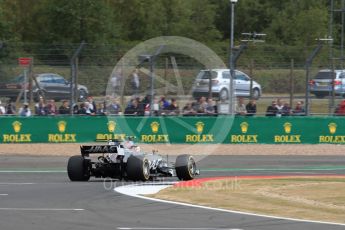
67 155 90 181
126 155 150 181
175 154 196 181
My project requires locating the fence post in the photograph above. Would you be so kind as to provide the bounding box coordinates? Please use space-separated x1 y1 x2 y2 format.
165 57 168 95
289 59 294 108
330 58 336 115
249 59 254 99
305 42 323 116
28 60 34 105
70 41 86 114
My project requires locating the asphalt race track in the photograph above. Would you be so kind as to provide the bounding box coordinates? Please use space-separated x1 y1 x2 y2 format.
0 155 345 230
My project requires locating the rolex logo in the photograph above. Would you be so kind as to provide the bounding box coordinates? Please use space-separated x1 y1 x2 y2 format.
283 122 292 134
107 121 116 132
58 121 67 133
328 122 337 134
240 122 249 134
196 122 204 133
12 121 22 133
150 122 160 133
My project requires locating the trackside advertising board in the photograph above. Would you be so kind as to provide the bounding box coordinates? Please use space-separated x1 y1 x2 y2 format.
0 116 344 144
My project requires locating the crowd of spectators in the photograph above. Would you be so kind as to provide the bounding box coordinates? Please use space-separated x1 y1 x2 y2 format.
0 95 218 117
4 95 345 117
0 100 17 116
264 98 305 116
232 97 306 117
334 100 345 116
235 97 255 116
122 95 217 116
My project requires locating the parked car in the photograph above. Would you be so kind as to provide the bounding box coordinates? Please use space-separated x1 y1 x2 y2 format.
192 69 262 100
309 69 345 98
0 73 88 101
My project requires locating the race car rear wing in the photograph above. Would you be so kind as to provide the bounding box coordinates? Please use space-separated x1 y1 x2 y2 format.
80 145 124 157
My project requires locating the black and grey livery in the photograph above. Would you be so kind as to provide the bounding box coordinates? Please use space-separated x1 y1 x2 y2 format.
67 139 199 181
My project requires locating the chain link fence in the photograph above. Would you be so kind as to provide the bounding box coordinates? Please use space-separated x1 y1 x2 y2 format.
0 42 344 116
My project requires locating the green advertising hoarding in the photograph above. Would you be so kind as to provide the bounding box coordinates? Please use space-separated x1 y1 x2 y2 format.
0 116 344 144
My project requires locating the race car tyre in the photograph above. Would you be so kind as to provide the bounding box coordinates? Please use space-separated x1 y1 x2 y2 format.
126 155 150 181
175 154 196 181
67 155 90 181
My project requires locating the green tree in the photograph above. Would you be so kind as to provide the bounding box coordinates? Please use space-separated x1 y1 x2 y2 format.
266 0 328 46
161 0 192 36
0 0 339 50
183 0 221 41
41 0 118 44
236 0 275 38
108 0 166 41
214 0 275 40
214 0 329 46
110 0 220 42
0 0 45 41
0 0 10 40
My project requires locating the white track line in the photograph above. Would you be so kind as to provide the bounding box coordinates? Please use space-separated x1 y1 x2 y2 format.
115 183 345 227
118 228 243 230
0 183 35 185
0 208 84 211
0 194 8 196
0 170 65 173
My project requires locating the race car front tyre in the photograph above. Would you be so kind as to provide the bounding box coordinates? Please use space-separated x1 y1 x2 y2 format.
67 155 90 181
175 154 196 181
126 155 150 181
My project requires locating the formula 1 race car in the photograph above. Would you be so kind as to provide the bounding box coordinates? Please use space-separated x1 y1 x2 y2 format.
67 139 199 181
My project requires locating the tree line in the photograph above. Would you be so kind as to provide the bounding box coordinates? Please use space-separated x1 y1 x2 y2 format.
0 0 339 46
